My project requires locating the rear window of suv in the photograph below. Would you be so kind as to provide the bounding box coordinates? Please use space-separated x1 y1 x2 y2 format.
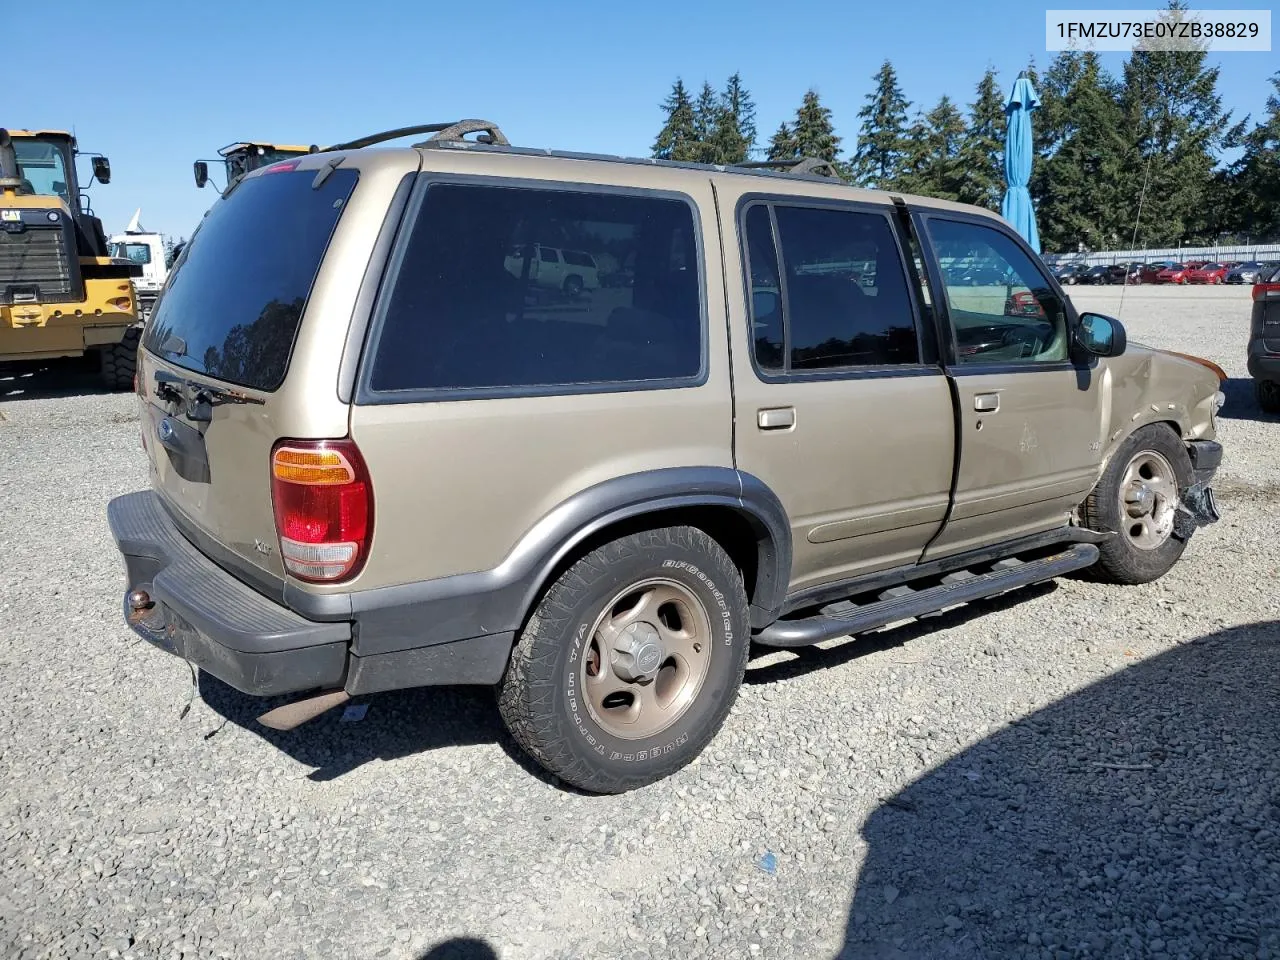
143 167 358 391
365 181 703 396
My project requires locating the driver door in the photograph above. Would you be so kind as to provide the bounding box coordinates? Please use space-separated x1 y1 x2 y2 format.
919 213 1107 559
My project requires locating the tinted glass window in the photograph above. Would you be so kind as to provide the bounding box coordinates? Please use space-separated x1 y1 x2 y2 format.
743 204 784 371
369 183 702 393
143 168 357 391
773 205 919 369
928 218 1068 364
563 250 595 267
540 246 560 263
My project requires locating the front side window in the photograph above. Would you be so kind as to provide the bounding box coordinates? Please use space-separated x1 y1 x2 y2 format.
742 201 920 374
368 183 703 394
927 218 1069 364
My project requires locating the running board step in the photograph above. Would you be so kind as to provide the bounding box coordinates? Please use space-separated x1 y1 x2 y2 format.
754 543 1099 648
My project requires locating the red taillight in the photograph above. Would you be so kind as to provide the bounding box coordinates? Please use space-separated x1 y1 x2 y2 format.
270 439 373 582
1253 283 1280 302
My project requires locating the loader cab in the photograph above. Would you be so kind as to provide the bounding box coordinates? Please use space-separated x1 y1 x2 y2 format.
6 130 111 219
194 142 314 191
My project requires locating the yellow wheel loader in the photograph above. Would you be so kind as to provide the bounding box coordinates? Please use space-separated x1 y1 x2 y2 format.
0 128 142 389
193 142 315 192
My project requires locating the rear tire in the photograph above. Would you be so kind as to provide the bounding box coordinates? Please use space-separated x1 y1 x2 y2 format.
1079 424 1193 584
1257 379 1280 414
100 325 141 391
562 274 584 298
497 525 750 793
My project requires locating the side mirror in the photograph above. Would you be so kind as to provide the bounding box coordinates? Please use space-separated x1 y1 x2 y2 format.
92 156 111 184
1076 312 1127 357
193 161 209 189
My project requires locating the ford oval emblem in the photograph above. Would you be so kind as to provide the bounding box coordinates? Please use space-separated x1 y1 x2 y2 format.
158 418 175 442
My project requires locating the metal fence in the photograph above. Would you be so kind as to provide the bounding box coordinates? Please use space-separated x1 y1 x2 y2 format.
1042 245 1280 266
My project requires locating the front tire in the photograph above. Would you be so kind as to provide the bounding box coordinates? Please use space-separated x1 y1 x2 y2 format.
497 525 750 793
1080 424 1194 584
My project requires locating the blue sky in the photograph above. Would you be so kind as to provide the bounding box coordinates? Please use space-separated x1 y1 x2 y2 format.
16 0 1275 239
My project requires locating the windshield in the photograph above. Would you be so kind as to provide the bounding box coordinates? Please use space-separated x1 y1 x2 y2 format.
143 167 358 391
12 138 72 203
110 242 152 265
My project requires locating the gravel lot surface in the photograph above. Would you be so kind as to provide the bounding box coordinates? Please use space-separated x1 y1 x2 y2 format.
1 286 1277 960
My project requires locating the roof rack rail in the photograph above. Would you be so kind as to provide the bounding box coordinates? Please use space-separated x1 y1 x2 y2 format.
327 120 508 153
733 157 843 179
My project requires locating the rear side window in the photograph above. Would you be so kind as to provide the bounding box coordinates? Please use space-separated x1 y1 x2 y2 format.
367 182 703 395
144 168 357 391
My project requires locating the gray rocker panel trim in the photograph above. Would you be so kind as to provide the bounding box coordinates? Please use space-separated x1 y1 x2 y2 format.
288 467 792 657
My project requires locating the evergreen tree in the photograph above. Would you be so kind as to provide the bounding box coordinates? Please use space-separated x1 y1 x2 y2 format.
1118 0 1233 244
956 68 1006 210
766 122 797 162
691 82 721 163
652 79 698 162
792 89 842 163
897 97 966 200
1036 53 1130 251
709 72 758 164
1227 72 1280 238
851 61 910 188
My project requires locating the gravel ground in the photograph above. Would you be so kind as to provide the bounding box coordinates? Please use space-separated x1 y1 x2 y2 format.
1 285 1277 960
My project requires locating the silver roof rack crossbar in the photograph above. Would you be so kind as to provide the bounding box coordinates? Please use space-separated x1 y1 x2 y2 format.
416 120 510 147
733 157 842 179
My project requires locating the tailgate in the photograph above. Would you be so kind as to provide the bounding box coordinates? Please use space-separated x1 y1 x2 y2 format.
137 163 361 587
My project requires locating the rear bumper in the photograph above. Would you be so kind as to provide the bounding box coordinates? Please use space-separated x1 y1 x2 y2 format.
107 491 512 698
108 491 351 696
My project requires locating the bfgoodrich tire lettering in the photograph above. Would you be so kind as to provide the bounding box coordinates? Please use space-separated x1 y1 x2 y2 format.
1080 423 1194 584
497 525 750 794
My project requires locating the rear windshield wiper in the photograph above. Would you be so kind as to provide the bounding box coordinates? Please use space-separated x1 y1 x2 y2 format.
151 370 264 421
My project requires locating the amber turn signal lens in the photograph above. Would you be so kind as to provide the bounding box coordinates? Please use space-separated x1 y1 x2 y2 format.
272 447 357 485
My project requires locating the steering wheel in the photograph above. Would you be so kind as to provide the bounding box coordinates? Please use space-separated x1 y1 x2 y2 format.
1000 325 1044 358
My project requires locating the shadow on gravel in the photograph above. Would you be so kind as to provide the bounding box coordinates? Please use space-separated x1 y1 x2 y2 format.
842 620 1280 959
1219 376 1277 423
415 936 500 959
0 356 111 402
197 675 509 781
745 582 1058 685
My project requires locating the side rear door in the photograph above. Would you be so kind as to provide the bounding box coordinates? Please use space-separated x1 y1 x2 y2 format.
726 189 956 594
915 211 1106 559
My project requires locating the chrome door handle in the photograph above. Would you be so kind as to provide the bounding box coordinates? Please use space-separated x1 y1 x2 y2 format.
974 393 1001 413
757 407 795 430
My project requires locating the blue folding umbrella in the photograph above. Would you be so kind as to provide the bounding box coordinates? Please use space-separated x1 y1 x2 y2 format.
1002 74 1041 254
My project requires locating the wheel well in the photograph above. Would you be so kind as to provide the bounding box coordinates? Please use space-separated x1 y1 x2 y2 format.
539 505 763 606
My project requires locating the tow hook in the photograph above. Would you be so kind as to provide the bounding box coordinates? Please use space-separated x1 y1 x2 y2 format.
1174 482 1221 538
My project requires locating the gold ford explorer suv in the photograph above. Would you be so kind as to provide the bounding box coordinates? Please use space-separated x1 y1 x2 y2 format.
108 120 1225 794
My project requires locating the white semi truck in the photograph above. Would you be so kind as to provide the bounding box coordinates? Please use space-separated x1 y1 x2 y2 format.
108 210 168 321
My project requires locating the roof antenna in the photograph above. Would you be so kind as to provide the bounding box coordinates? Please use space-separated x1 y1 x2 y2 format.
1117 152 1153 323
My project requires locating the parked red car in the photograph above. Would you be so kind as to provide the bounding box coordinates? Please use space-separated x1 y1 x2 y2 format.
1155 263 1191 284
1186 262 1229 284
1137 263 1172 283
